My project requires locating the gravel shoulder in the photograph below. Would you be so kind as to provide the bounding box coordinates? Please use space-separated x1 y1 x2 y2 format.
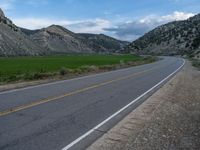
87 60 200 150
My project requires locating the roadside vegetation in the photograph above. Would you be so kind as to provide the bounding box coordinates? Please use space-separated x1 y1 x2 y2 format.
0 54 157 84
192 59 200 70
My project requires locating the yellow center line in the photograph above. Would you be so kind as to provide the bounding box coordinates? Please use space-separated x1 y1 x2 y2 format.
0 67 156 117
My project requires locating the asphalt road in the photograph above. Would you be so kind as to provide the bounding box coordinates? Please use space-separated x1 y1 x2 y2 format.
0 57 184 150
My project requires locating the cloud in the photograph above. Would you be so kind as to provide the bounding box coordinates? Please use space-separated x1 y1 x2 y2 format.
12 11 195 41
104 21 151 41
67 19 111 33
0 0 14 10
13 18 71 29
104 11 195 41
161 11 194 21
13 17 111 34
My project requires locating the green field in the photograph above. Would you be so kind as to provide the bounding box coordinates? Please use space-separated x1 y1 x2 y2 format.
0 54 153 83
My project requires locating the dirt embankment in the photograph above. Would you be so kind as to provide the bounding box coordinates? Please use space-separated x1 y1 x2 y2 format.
87 61 200 150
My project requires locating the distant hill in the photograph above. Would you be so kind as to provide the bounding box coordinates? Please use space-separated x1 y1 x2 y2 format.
78 33 129 53
0 8 128 56
0 8 46 56
25 25 94 54
126 14 200 58
23 26 129 54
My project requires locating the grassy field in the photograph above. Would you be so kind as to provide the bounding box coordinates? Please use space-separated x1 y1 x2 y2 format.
0 54 155 83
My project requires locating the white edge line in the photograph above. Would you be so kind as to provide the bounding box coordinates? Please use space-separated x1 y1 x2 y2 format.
62 59 185 150
0 59 159 95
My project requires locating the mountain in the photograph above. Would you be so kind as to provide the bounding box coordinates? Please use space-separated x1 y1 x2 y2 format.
78 33 129 53
126 14 200 58
0 8 47 56
25 25 94 54
0 8 128 56
24 26 129 54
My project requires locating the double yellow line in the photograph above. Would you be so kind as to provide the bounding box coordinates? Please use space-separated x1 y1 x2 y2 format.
0 68 155 117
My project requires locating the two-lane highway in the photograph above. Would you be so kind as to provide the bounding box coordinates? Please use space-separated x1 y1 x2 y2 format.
0 57 184 150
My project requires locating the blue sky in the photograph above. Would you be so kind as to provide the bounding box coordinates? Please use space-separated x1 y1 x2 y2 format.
0 0 199 41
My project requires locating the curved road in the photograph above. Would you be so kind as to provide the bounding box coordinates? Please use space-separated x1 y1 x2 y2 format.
0 57 184 150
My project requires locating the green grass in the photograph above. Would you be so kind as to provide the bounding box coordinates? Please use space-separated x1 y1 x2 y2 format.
0 54 153 83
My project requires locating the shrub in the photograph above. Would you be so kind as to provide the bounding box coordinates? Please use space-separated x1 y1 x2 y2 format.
23 73 35 80
8 75 18 82
74 68 82 74
33 73 52 79
23 72 53 80
59 67 72 76
80 65 99 72
99 65 114 70
192 60 200 69
143 56 157 63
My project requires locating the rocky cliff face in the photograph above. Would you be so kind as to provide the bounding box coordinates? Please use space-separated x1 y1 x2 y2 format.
126 14 200 58
0 8 46 56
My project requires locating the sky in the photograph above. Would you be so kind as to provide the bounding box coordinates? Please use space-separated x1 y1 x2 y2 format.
0 0 199 41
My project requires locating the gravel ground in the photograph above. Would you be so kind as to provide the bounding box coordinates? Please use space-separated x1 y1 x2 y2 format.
87 61 200 150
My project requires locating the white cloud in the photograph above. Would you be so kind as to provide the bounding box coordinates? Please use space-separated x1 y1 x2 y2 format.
139 11 194 24
0 0 14 10
13 17 111 34
11 11 196 41
105 11 195 41
161 11 194 21
68 19 111 34
13 18 72 29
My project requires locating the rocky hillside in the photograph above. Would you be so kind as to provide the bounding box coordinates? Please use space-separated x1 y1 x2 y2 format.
78 33 129 53
25 25 94 54
0 8 128 56
23 26 129 54
0 8 46 56
126 14 200 58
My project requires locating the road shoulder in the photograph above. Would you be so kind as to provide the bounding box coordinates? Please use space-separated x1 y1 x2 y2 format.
0 58 157 93
87 61 200 150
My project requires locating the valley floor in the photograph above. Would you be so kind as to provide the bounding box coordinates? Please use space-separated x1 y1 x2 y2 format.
0 55 156 92
87 60 200 150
